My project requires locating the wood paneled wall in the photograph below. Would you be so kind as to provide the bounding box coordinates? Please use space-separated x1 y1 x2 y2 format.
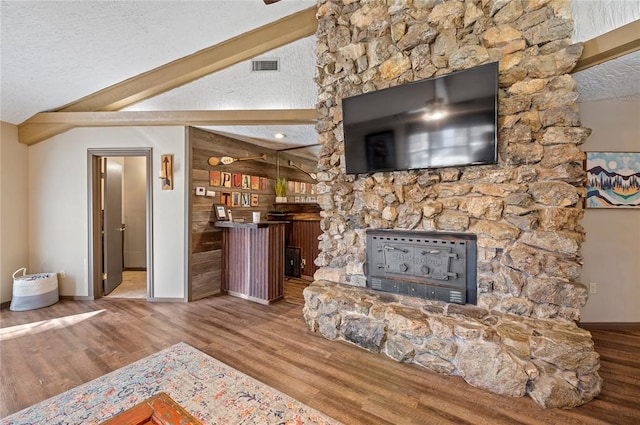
188 127 317 300
290 218 322 278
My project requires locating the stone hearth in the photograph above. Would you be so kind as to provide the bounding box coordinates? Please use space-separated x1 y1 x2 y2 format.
308 0 600 409
303 280 600 409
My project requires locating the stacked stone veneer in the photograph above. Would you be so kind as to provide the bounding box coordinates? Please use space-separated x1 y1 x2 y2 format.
304 0 601 408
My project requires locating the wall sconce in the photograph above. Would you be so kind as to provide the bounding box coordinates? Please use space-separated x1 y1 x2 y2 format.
159 154 173 190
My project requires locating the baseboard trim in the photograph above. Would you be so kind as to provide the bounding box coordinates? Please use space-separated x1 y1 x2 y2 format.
147 297 187 303
579 322 640 330
191 289 221 301
60 295 95 301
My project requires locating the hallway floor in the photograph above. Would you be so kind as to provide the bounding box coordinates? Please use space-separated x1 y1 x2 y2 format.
105 270 146 299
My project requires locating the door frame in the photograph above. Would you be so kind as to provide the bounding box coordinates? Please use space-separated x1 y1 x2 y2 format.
87 148 154 299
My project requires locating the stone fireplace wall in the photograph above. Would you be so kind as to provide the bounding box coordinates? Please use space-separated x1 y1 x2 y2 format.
305 0 601 408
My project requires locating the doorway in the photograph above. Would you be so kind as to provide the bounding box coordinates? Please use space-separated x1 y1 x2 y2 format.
88 148 153 300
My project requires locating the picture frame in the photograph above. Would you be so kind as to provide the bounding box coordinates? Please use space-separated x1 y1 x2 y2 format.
585 151 640 209
214 205 228 221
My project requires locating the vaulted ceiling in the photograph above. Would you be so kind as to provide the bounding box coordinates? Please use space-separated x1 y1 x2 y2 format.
1 0 638 148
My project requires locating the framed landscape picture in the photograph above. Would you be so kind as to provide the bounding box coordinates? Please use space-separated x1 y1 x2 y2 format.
585 152 640 209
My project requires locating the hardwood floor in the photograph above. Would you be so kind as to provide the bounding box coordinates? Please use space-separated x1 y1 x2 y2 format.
1 280 638 424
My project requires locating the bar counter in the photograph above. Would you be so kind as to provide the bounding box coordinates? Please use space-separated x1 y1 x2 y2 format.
214 221 286 304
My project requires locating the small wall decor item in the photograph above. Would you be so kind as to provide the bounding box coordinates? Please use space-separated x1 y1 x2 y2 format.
159 154 173 190
585 152 640 208
251 194 259 206
288 160 318 180
251 176 260 190
232 173 242 188
221 172 232 188
241 193 251 207
232 192 241 206
209 171 220 187
221 192 232 206
259 177 267 191
242 175 251 190
207 153 266 166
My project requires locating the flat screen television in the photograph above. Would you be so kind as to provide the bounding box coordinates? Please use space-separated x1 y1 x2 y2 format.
342 62 498 174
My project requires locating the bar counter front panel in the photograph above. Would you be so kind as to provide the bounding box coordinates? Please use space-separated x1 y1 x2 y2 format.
215 221 286 304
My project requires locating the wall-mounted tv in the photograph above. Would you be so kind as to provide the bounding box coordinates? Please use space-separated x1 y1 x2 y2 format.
342 62 498 174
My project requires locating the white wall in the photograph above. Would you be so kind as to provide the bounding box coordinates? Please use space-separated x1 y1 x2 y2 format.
579 99 640 323
0 122 29 304
123 156 147 268
28 126 187 299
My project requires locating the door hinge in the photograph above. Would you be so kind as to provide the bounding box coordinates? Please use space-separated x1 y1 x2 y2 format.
102 273 108 280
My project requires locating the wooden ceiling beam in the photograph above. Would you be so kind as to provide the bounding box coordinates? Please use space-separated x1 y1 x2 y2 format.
573 19 640 73
23 109 317 126
18 7 318 145
18 109 317 142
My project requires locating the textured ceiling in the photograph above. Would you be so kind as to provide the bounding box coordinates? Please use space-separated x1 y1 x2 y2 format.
571 0 640 103
0 0 638 148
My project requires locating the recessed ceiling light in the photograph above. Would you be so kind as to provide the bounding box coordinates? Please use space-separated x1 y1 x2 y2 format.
274 132 286 139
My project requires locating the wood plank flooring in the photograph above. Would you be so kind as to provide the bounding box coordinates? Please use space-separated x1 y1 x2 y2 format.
1 280 639 424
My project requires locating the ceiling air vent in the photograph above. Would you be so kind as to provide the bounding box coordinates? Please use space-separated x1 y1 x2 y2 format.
251 59 279 72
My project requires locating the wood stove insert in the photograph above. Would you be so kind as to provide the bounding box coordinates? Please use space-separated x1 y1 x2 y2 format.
366 229 477 305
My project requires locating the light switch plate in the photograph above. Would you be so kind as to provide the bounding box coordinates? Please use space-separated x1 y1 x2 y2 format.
206 190 215 197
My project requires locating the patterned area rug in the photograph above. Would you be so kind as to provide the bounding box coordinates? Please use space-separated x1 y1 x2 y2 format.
2 342 342 425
